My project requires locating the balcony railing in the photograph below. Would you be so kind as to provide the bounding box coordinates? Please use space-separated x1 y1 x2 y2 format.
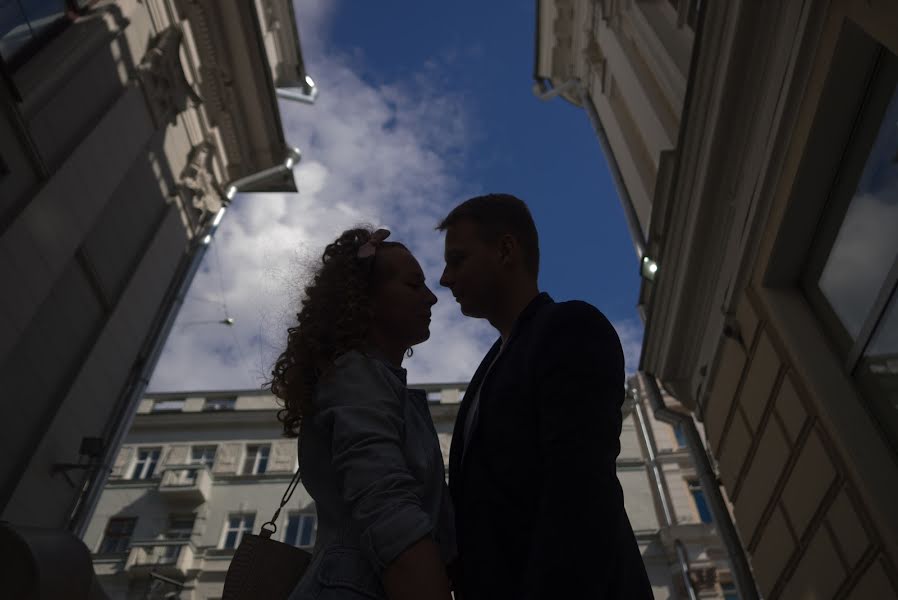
125 539 195 578
158 465 212 502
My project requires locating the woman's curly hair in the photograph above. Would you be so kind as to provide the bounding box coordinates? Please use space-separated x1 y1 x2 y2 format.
267 227 406 437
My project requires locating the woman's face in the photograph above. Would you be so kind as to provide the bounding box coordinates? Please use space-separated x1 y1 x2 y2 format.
371 246 438 349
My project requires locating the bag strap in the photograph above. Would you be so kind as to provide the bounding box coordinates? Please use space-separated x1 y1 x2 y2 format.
259 424 304 540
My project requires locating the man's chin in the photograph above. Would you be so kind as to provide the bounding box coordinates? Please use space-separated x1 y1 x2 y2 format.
458 303 485 319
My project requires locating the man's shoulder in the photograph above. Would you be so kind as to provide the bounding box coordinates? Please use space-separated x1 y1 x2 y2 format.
539 299 616 335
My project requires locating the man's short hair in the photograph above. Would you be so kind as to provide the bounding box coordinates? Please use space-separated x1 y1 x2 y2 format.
437 193 540 276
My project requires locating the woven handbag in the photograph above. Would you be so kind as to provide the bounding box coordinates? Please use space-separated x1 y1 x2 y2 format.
222 448 312 599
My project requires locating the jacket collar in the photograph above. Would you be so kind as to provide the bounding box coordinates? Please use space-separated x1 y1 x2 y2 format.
506 292 553 340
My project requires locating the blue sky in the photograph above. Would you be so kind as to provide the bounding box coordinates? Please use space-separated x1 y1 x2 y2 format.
148 0 643 391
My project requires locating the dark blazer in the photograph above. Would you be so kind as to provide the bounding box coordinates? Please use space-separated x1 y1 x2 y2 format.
448 293 652 600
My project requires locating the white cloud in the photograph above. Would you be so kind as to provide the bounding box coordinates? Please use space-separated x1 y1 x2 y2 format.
612 318 644 375
148 0 494 391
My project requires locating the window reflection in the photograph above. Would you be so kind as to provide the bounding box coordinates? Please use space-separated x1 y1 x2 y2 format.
817 85 898 340
856 291 898 451
0 0 67 65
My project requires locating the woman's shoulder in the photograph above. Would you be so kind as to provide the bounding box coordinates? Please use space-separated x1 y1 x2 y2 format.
317 350 405 409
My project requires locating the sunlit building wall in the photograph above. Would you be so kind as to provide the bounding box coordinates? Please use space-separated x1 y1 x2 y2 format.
536 0 898 597
87 380 739 599
85 385 465 599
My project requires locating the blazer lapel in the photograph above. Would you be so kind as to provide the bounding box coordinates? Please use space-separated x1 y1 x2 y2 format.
449 339 501 498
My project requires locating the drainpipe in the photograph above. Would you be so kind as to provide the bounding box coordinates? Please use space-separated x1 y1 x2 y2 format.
69 148 302 537
631 391 696 600
637 373 760 600
533 77 647 259
632 400 676 528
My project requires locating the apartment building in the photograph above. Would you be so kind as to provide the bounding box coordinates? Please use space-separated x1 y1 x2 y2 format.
535 1 898 598
1 0 315 542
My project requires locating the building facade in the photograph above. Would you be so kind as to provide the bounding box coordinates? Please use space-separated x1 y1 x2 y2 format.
86 385 463 599
536 1 898 598
0 0 313 538
88 381 734 599
622 376 738 600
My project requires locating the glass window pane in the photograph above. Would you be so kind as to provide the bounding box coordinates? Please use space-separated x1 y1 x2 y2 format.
817 86 898 339
688 480 713 524
0 1 33 59
203 397 236 411
257 446 269 474
22 1 65 38
285 515 299 546
224 530 238 549
855 290 898 452
674 424 687 447
153 399 185 412
299 516 315 547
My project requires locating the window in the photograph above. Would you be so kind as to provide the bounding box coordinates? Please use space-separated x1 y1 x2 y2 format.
426 391 442 403
190 445 217 470
673 424 687 447
721 582 739 600
242 444 270 475
803 48 898 455
0 1 80 68
203 397 236 411
222 513 255 549
152 398 185 413
98 517 136 554
130 448 161 480
284 513 317 548
166 515 195 540
688 479 713 524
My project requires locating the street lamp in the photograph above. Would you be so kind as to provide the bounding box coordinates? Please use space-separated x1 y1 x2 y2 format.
640 255 659 281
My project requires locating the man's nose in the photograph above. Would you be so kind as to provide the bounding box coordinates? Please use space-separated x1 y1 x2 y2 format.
439 267 451 288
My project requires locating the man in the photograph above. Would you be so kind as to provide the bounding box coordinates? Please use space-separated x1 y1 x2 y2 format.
438 194 652 599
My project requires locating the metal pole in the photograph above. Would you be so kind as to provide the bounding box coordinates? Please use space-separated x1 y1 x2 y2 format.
674 539 699 600
69 207 225 537
632 400 675 527
638 373 759 600
631 389 697 600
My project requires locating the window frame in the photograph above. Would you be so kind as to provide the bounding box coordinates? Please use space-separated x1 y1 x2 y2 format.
203 397 236 411
221 513 255 550
190 445 217 470
687 479 713 524
98 517 136 554
129 447 162 480
242 444 270 475
283 512 317 548
800 47 898 372
165 514 196 540
0 1 99 71
151 398 186 413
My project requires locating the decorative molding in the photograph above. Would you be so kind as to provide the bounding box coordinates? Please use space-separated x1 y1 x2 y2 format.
174 0 245 169
179 142 224 218
135 26 201 128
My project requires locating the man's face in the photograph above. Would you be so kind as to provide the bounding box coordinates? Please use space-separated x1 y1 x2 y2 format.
440 220 502 319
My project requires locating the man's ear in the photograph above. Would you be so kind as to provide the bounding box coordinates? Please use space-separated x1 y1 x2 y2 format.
498 233 517 266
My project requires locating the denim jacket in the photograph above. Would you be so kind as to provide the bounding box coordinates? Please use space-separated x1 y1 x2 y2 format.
289 350 456 599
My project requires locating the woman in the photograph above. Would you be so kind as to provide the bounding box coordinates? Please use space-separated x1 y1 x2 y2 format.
270 227 455 600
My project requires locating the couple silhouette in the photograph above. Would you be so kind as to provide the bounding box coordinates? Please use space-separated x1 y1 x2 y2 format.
271 194 653 599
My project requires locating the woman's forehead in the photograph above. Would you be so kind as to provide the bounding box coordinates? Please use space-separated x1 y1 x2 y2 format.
376 245 422 277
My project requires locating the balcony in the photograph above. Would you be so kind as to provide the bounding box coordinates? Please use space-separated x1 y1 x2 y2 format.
157 465 212 503
125 540 195 579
